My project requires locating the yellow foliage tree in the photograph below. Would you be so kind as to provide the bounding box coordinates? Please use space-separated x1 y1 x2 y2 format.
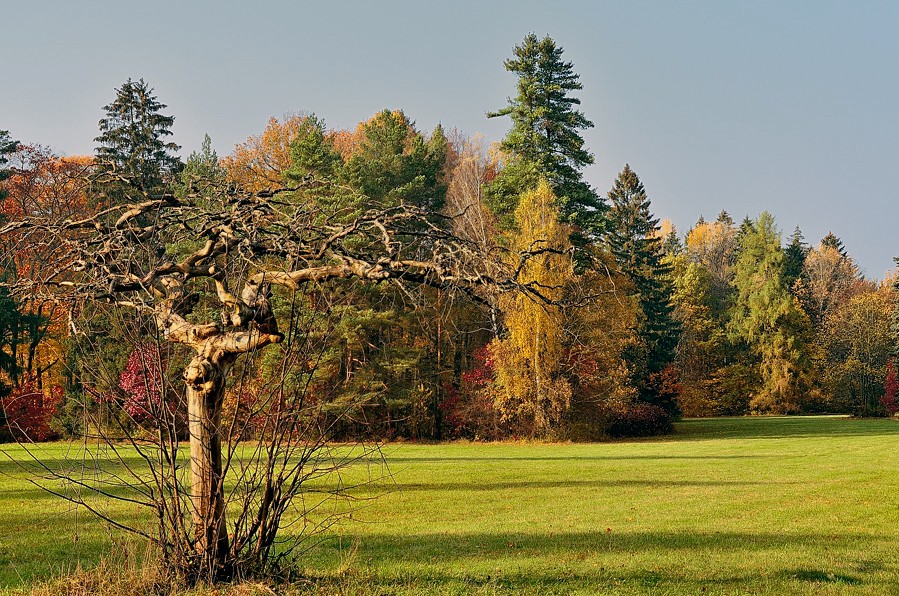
685 219 737 290
492 180 573 436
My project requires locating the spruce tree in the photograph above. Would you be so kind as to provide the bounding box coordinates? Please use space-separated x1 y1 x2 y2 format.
94 78 182 202
487 34 603 233
782 226 809 290
716 210 734 226
0 131 17 203
605 165 679 412
821 231 847 257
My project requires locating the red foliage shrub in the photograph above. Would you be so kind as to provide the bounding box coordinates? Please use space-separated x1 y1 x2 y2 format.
438 345 501 439
0 375 63 442
119 343 168 422
604 403 673 438
117 343 185 431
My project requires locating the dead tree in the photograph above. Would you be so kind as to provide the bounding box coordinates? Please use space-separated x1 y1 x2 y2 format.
0 175 542 580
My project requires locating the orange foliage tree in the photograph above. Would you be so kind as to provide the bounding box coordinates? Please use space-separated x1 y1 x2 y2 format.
221 114 313 192
0 146 93 388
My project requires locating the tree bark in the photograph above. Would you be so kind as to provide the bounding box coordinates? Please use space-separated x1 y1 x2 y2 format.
185 354 230 575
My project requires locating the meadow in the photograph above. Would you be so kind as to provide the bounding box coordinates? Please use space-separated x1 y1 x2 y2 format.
2 416 899 594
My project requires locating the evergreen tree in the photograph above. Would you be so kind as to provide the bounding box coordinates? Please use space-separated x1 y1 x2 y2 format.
94 78 182 202
782 225 809 290
341 110 447 212
178 134 226 195
0 130 16 204
821 231 847 257
662 227 683 256
716 210 734 226
280 110 452 439
486 34 603 233
285 116 342 183
605 165 679 412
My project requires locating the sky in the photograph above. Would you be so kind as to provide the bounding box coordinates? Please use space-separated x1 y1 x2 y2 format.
4 1 899 277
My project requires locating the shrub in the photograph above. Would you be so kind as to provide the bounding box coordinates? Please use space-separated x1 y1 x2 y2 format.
115 343 187 434
438 345 502 440
604 402 673 438
0 375 63 442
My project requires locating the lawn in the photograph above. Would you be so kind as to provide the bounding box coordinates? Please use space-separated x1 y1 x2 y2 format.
2 416 899 594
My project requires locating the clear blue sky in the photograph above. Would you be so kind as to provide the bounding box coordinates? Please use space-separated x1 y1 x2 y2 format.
4 1 898 277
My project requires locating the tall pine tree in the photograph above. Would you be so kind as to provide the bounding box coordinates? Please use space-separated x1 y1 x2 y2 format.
94 78 182 202
821 231 847 258
487 34 603 234
605 165 679 412
0 130 16 203
782 226 809 290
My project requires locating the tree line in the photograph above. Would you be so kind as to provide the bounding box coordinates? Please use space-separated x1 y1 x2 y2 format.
1 34 897 448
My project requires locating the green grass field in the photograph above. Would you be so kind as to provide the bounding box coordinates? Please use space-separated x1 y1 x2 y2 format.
2 416 899 594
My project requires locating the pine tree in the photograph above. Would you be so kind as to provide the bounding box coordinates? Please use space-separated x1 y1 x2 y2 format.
782 225 809 290
285 116 342 182
178 134 226 194
94 78 182 202
487 34 603 233
821 231 847 257
605 165 679 412
0 130 17 203
341 110 447 212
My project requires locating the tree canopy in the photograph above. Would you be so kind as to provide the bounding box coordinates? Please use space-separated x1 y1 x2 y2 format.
487 34 603 234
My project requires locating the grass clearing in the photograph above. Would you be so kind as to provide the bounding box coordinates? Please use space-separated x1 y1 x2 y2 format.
2 415 899 594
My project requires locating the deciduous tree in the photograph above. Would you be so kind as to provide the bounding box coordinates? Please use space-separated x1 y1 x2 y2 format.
729 212 810 412
795 242 863 326
492 180 573 436
819 288 894 415
1 169 535 580
222 114 311 192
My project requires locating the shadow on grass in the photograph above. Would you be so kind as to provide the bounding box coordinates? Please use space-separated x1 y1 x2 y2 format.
320 529 892 561
382 454 765 464
382 478 796 492
674 416 899 441
783 568 862 585
310 567 823 594
306 530 897 593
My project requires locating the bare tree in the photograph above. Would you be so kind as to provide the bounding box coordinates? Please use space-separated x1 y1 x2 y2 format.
1 173 535 581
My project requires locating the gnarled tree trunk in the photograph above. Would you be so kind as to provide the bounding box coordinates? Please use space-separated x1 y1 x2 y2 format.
184 352 232 576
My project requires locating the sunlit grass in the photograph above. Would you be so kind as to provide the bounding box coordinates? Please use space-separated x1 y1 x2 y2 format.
3 416 899 594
